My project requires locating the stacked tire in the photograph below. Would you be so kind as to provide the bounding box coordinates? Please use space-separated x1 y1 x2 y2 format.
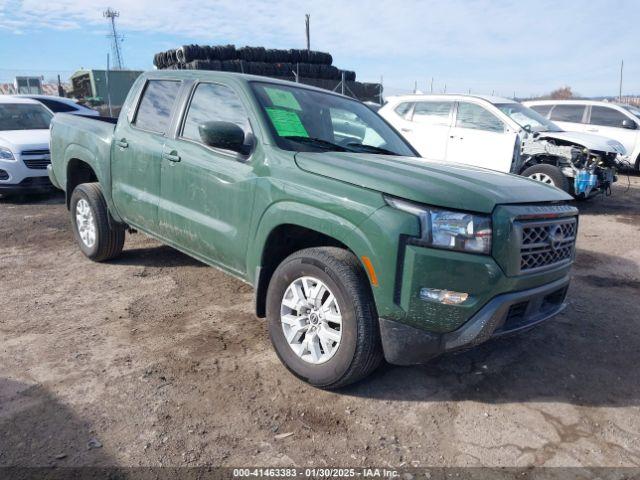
151 44 381 101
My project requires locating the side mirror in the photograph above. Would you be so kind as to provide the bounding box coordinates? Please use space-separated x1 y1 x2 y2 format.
198 121 249 155
622 119 637 130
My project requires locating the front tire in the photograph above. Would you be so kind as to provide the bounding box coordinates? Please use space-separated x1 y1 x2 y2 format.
70 183 125 261
266 247 383 389
522 164 570 193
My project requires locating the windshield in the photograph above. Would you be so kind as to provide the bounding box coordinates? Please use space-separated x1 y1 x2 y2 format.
0 103 53 131
496 103 561 132
250 82 415 156
622 104 640 119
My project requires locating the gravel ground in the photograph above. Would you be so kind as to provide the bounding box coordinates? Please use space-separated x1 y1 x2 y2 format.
0 175 639 470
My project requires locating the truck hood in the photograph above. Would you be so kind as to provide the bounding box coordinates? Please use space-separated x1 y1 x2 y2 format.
0 129 50 152
537 131 625 155
294 152 571 213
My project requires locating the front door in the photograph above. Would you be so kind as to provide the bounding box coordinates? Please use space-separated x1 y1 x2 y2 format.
159 82 257 275
112 79 182 232
587 106 638 156
446 101 516 172
404 101 453 160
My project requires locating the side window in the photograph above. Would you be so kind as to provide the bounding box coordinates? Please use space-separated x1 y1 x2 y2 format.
134 80 181 134
38 99 78 113
549 104 585 123
529 105 552 117
394 102 413 118
182 83 251 144
455 102 504 133
590 106 629 128
412 101 452 125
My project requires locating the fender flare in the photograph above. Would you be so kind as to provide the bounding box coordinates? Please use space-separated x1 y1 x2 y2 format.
63 143 122 222
247 201 380 315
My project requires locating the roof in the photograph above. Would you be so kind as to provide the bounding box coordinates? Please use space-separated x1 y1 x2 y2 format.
0 95 41 105
17 94 78 105
144 69 354 99
524 99 623 106
385 93 515 105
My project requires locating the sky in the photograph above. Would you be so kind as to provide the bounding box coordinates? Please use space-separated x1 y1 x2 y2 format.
0 0 638 98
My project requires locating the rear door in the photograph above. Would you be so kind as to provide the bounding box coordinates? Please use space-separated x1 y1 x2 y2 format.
403 101 453 160
548 104 588 132
111 79 182 233
158 81 257 274
586 105 639 155
446 101 516 172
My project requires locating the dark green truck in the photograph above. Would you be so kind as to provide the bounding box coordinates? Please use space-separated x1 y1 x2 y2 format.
49 71 578 388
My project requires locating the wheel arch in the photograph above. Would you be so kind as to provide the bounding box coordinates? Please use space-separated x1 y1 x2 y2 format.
249 202 378 318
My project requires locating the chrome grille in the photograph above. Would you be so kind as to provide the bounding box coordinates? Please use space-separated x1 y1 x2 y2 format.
519 217 577 272
22 149 51 170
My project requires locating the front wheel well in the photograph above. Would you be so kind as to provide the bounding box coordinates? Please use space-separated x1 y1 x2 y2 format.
255 224 353 318
66 159 98 209
518 155 564 175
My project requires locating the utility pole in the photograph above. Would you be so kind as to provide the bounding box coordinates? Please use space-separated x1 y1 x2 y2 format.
619 59 624 103
430 77 434 93
104 8 124 70
305 14 310 51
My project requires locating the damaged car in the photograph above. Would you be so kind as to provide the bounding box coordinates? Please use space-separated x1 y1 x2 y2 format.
379 94 625 197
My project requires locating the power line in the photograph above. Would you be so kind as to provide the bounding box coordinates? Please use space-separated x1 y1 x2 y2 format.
103 8 124 70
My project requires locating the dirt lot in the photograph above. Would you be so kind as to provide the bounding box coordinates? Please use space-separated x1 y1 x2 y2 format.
1 176 639 470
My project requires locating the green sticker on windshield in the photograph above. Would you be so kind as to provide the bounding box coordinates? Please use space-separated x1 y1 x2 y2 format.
266 107 309 138
265 87 301 111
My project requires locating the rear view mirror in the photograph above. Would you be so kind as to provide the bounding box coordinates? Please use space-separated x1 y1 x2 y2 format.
198 121 250 155
621 119 637 130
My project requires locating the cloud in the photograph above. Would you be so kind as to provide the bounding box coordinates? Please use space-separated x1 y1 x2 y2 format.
0 0 638 95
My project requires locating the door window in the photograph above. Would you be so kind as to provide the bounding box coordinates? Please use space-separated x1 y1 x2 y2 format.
455 102 504 132
589 106 630 128
529 104 552 117
133 80 181 134
412 101 452 125
181 83 251 146
36 98 78 113
394 102 413 118
549 104 585 123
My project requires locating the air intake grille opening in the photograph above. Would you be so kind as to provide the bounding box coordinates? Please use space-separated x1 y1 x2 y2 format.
519 218 576 272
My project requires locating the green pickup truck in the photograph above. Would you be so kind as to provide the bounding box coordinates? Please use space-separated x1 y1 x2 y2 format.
49 71 578 388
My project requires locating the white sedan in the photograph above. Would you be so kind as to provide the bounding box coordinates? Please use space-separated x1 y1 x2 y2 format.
0 96 54 196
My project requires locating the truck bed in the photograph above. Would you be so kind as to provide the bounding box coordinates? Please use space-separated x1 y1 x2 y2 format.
49 112 118 196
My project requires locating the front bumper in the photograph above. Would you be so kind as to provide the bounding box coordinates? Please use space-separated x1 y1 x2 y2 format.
380 275 570 365
0 176 53 195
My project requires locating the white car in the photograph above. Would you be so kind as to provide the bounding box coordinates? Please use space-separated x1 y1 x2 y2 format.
0 96 54 196
379 94 625 197
523 99 640 171
19 95 100 117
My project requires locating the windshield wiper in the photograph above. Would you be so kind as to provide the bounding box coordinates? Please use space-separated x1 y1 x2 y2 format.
344 142 397 155
283 136 347 152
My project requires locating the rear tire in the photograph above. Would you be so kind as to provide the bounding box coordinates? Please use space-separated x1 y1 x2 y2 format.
70 183 125 261
522 164 570 193
266 247 383 389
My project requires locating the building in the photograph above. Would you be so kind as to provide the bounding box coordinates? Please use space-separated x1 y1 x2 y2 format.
69 69 143 107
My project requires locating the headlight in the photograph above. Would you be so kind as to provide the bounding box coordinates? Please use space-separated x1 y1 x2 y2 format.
0 146 15 161
385 196 492 254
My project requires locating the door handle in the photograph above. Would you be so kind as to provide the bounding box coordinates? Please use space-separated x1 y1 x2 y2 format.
586 129 598 132
162 150 181 162
401 128 412 132
116 139 128 149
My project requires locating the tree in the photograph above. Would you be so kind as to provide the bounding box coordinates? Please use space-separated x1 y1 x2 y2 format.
549 86 574 99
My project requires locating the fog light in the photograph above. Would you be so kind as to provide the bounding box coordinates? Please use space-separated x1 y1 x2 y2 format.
420 288 469 305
